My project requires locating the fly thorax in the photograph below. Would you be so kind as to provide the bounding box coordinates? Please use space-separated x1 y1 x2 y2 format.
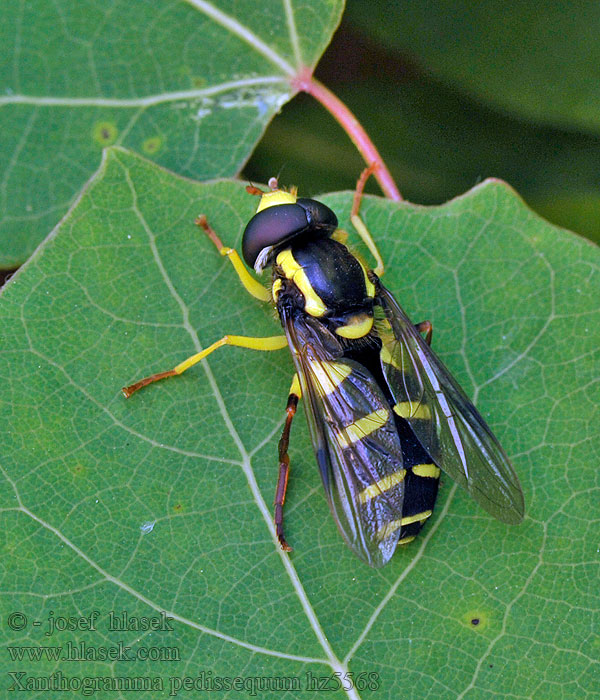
274 238 375 340
331 310 374 339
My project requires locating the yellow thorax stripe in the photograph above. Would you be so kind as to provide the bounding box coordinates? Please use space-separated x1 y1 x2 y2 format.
393 401 431 420
411 463 440 479
309 361 352 396
272 278 283 300
276 249 327 317
358 469 406 504
335 407 390 448
359 259 375 298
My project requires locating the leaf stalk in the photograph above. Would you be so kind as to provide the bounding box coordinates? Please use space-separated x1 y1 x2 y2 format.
291 68 402 201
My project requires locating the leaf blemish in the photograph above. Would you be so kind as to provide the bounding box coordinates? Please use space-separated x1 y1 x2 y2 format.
140 519 157 534
463 610 490 630
143 137 163 155
92 121 118 146
191 88 290 122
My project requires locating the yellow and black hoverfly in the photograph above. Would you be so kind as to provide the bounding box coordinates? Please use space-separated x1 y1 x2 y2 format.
123 170 524 567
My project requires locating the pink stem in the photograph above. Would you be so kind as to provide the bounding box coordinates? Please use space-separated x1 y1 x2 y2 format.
292 69 402 201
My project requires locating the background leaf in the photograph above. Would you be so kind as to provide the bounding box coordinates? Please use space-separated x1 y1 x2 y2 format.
4 0 599 272
246 1 600 244
346 0 600 131
1 148 598 698
0 0 343 266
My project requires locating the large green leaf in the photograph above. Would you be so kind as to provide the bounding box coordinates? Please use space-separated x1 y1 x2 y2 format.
1 149 598 698
345 0 600 133
0 0 343 266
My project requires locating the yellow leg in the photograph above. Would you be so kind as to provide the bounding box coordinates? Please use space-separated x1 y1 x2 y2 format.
351 164 385 277
195 215 271 302
122 334 287 397
350 214 385 277
288 373 302 399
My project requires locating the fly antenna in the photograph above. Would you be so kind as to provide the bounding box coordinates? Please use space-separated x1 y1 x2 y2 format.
246 181 265 196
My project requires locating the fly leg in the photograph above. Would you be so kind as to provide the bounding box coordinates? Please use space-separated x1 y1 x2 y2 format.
350 164 385 276
415 320 433 346
274 374 302 552
195 215 270 302
122 334 287 397
122 211 280 397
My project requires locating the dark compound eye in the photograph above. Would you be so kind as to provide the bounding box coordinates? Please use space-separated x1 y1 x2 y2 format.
242 199 338 268
296 198 338 232
242 204 308 267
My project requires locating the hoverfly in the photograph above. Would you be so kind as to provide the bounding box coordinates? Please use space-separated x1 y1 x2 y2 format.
123 169 524 567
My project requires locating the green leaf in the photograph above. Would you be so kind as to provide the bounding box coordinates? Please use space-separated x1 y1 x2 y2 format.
345 0 600 132
0 0 343 266
1 149 598 698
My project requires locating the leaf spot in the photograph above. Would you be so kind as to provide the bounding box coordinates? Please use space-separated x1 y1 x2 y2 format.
142 137 163 155
93 121 118 146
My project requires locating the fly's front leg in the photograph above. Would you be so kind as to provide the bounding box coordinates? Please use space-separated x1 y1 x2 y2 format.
350 164 385 277
274 374 302 552
195 214 270 302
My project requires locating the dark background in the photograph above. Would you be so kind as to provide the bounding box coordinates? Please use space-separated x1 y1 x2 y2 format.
245 0 600 244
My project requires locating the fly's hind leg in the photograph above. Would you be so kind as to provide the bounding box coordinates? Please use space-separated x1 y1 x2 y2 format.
274 374 302 552
197 213 300 553
414 320 433 346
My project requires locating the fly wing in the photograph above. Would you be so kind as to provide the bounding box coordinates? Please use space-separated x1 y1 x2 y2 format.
376 283 525 524
282 310 406 567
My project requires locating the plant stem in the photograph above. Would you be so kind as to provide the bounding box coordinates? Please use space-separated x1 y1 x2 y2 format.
292 69 402 201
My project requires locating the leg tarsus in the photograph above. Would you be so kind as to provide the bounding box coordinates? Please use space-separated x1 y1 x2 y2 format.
352 163 379 218
195 214 224 250
122 369 178 398
275 457 293 552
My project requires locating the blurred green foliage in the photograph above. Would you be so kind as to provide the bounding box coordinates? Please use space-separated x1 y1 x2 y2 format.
245 0 600 243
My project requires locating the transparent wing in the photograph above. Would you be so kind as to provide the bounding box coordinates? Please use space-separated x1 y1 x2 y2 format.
376 283 524 524
282 311 406 567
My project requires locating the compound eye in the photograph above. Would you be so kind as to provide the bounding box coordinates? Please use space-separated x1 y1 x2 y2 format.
296 198 338 233
242 204 309 267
